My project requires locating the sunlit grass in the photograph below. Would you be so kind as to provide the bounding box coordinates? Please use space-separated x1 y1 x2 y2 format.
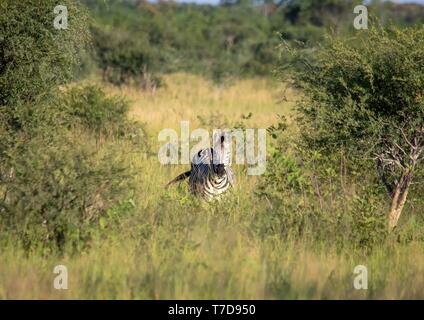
104 73 295 132
1 74 423 299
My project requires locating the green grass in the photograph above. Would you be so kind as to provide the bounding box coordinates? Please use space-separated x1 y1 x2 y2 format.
2 210 424 299
1 74 424 299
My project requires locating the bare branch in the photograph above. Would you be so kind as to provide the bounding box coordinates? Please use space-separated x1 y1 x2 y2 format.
376 157 394 197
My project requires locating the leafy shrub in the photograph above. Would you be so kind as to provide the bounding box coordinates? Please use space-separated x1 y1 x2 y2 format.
1 134 132 252
0 1 142 252
65 85 128 137
1 85 141 252
258 117 388 249
267 23 424 244
349 187 387 248
0 0 90 118
92 26 161 89
64 85 149 149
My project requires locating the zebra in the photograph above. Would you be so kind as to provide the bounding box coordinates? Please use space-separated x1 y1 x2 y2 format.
166 134 235 201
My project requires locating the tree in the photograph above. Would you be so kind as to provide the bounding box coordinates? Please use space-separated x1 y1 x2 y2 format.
282 25 424 231
0 0 90 136
0 1 134 251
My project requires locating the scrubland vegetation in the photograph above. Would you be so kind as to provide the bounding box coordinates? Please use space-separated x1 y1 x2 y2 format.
1 0 424 299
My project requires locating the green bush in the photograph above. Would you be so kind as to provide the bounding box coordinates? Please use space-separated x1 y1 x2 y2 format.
257 155 388 249
65 85 128 137
64 85 149 149
0 2 142 252
1 135 132 252
91 26 161 88
0 82 147 252
0 0 90 119
258 115 388 248
286 24 424 231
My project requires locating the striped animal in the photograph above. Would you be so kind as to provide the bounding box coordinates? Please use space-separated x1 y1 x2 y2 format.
166 135 235 201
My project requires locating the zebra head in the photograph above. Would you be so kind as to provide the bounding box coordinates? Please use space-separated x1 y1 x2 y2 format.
211 133 230 177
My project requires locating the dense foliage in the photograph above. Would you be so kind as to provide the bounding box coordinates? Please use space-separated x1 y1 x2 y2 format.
0 0 141 252
260 24 424 245
82 0 424 85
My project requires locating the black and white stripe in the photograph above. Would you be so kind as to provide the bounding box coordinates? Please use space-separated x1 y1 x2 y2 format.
166 135 235 201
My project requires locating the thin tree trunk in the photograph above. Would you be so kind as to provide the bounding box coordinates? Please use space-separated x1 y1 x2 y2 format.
377 125 423 232
388 172 412 231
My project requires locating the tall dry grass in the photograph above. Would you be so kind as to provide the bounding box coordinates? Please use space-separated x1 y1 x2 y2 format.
1 74 424 299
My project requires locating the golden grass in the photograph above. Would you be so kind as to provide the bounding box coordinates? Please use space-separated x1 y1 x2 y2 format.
1 74 424 299
2 237 424 299
105 73 295 132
